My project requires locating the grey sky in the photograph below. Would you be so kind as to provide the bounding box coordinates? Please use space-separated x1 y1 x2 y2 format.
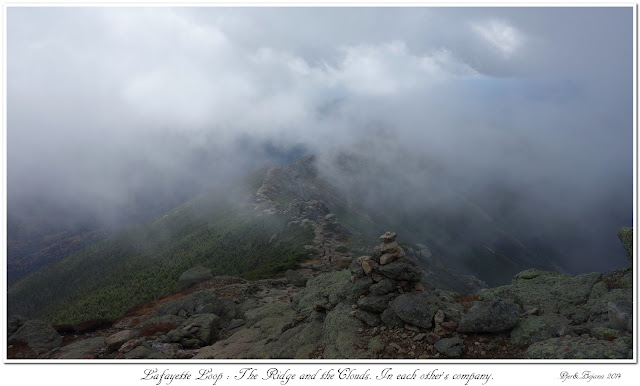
7 6 634 272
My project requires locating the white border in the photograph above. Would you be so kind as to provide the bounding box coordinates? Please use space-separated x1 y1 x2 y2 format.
1 1 638 385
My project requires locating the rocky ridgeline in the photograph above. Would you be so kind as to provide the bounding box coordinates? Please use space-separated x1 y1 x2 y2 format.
7 230 634 360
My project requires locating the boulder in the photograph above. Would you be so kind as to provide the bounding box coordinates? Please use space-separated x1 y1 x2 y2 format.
294 270 354 313
357 294 395 313
391 292 439 329
106 330 138 353
352 276 374 298
136 314 186 336
369 279 396 296
433 309 446 324
57 337 106 359
504 269 602 323
380 307 404 327
458 298 520 333
118 337 146 354
8 315 28 337
353 309 382 327
379 252 400 265
370 247 382 263
434 337 465 358
167 313 221 347
349 258 365 279
122 345 152 359
177 266 213 291
359 256 374 275
8 319 62 356
195 328 261 359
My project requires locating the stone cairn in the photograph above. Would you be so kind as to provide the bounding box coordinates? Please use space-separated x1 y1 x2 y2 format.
348 232 428 328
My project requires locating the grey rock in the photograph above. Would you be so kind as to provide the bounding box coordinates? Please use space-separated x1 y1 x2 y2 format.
8 319 62 355
57 337 106 359
369 279 396 296
118 337 146 354
370 246 382 262
7 315 28 337
391 292 439 329
349 258 365 279
184 314 220 345
413 333 426 342
434 337 465 358
380 241 399 253
227 319 246 330
458 298 520 333
136 314 186 334
177 265 213 291
123 345 152 359
379 232 398 243
353 309 382 327
380 307 404 327
175 313 221 346
295 270 354 313
434 309 446 324
509 269 602 322
351 276 373 298
357 294 395 313
106 330 138 353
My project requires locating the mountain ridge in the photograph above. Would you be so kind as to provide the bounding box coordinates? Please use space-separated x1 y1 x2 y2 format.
6 154 623 325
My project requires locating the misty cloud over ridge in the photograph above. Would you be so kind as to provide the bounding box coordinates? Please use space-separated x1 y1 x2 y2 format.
7 7 633 272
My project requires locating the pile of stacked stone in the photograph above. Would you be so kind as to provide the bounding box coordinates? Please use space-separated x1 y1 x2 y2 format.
348 232 431 328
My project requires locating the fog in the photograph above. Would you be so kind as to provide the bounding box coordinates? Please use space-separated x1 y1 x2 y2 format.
7 7 633 274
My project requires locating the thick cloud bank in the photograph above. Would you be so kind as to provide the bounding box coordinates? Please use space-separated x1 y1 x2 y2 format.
7 7 633 273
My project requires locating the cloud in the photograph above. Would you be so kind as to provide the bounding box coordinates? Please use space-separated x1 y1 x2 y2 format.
472 19 524 58
329 41 477 95
6 7 633 273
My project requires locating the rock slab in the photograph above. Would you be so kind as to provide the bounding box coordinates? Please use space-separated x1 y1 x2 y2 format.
458 298 520 332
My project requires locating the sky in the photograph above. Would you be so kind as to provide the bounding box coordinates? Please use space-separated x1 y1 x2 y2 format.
6 6 635 273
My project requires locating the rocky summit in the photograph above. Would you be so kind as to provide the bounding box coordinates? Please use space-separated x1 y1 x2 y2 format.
7 229 633 360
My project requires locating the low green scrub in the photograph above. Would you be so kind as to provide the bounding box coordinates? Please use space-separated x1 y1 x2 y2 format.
335 245 348 253
9 193 314 325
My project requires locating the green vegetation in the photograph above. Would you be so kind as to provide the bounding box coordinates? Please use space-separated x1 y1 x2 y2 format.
8 190 314 325
335 245 348 253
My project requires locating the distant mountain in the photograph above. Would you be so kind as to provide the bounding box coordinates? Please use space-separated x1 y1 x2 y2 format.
8 154 571 325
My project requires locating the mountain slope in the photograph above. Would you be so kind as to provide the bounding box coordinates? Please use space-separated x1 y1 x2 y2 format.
8 168 315 324
8 154 569 325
